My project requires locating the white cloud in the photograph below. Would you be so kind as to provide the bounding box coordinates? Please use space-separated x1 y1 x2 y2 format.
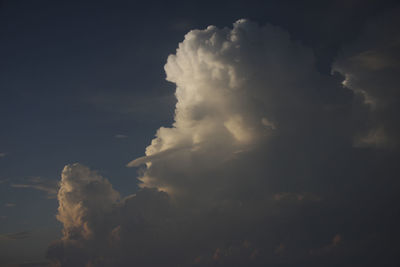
128 19 347 202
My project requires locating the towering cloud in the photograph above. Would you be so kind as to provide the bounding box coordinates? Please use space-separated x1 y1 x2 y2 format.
128 19 350 202
48 18 400 267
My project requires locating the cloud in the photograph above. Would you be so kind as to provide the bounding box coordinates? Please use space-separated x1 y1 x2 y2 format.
87 91 176 122
0 231 31 241
47 17 400 267
11 177 59 199
0 178 10 184
332 7 400 148
7 262 51 267
0 152 6 158
114 134 128 139
309 234 343 255
55 163 120 240
4 203 16 208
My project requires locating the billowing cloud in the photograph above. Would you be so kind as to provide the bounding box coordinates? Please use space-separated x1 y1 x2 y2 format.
55 164 120 240
333 7 400 148
47 18 400 267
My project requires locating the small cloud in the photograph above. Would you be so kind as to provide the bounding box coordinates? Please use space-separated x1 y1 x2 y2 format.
0 178 10 184
332 234 342 246
87 91 175 121
193 256 202 264
11 177 59 199
310 234 343 255
114 134 128 139
273 192 320 202
170 19 195 32
274 243 285 255
0 230 31 240
354 126 394 148
4 203 16 207
0 152 6 158
213 248 222 261
250 249 259 260
11 261 51 267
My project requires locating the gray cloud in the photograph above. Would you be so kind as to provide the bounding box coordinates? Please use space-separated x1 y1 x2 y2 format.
333 7 400 148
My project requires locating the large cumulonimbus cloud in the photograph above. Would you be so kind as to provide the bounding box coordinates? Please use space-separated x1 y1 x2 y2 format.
127 19 350 202
47 18 400 267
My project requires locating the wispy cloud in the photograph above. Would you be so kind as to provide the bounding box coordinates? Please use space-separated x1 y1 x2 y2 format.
11 177 59 199
309 234 343 255
114 134 128 139
0 230 31 240
4 203 16 207
87 91 176 121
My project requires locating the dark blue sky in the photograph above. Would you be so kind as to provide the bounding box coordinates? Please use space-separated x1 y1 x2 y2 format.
1 0 399 266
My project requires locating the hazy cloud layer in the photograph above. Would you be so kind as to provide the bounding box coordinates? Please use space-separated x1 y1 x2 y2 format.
48 18 400 267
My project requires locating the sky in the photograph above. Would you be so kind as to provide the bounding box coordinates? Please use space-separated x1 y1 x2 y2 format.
0 0 400 266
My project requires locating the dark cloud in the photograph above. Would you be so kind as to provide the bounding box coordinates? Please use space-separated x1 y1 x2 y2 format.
333 7 400 148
